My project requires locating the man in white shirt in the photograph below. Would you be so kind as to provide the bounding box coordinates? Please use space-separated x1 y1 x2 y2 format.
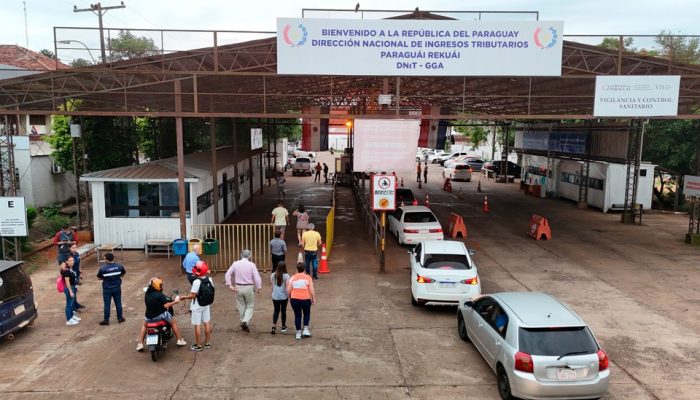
270 200 289 240
179 261 214 351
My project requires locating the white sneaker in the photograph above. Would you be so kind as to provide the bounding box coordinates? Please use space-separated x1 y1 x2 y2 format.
302 327 311 337
295 331 302 340
71 315 81 321
66 319 79 326
176 338 187 346
136 342 144 352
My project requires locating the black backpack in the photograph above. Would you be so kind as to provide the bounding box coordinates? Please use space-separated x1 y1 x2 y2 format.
196 278 215 306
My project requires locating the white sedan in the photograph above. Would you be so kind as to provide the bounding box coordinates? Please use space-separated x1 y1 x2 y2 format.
410 240 481 306
388 206 444 245
443 163 473 182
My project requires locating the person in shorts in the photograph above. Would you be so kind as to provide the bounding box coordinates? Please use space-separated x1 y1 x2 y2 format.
135 277 187 351
270 200 289 241
180 261 214 351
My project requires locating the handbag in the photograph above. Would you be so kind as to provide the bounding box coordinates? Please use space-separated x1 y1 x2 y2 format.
56 274 66 293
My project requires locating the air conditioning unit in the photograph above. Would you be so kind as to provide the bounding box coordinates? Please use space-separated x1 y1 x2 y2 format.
51 162 65 174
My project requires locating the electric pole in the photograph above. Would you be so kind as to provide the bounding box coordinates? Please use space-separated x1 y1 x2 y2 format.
73 2 126 64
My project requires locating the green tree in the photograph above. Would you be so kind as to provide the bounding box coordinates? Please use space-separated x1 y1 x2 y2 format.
108 30 159 62
655 31 700 64
70 58 93 67
453 120 489 150
46 114 74 171
39 49 56 59
599 37 634 50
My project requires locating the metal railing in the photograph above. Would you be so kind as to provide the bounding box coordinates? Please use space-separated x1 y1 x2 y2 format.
352 174 381 252
190 223 274 272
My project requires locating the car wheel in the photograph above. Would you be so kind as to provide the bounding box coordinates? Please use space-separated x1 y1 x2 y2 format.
497 365 515 400
457 314 470 342
467 178 471 182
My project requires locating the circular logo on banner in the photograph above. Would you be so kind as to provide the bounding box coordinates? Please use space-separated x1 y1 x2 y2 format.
533 26 558 49
378 177 391 189
282 24 308 47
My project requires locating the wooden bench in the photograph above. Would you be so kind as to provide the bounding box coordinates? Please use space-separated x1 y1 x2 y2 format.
145 240 173 259
75 244 98 260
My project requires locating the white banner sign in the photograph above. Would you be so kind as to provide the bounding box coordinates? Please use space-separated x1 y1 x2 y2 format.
683 175 700 197
594 75 681 117
0 197 28 237
277 18 564 76
371 175 396 211
353 119 420 172
251 128 263 150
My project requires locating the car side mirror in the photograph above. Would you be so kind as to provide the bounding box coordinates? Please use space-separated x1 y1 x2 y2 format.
467 248 476 256
463 300 474 308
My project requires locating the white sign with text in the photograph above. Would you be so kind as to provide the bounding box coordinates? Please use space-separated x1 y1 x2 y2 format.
594 75 681 117
0 197 28 237
683 175 700 197
277 18 564 76
251 128 263 150
353 119 420 172
371 175 396 211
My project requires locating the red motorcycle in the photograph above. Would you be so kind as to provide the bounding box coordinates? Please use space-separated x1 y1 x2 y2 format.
145 291 177 362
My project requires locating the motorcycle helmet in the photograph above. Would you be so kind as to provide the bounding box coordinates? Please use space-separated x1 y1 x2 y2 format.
149 277 164 291
192 261 209 277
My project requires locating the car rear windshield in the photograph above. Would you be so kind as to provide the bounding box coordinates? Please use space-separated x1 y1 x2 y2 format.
403 212 437 223
424 254 471 269
518 327 598 356
0 266 32 302
296 158 310 163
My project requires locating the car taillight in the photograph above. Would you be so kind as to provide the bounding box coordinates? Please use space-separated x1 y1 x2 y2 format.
597 349 609 371
416 275 435 284
147 328 158 334
514 351 534 373
461 277 479 285
403 228 419 233
429 228 443 233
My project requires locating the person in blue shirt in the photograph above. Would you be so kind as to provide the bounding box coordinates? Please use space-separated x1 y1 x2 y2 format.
182 244 201 283
97 252 126 325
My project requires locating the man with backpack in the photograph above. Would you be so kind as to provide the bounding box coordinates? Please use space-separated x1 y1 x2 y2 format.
179 261 214 351
53 224 77 264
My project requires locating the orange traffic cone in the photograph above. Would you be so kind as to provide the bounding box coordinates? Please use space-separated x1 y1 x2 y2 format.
477 180 482 192
400 177 404 187
425 194 430 208
318 244 330 274
412 199 418 206
483 196 490 213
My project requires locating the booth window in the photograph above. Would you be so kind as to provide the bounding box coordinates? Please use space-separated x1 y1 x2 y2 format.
105 182 190 218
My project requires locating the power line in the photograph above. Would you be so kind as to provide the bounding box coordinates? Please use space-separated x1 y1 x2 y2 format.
73 2 126 64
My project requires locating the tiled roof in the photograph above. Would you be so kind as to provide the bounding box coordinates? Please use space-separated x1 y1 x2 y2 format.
0 45 68 71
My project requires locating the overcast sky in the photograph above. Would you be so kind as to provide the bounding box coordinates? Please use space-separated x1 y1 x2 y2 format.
2 0 697 63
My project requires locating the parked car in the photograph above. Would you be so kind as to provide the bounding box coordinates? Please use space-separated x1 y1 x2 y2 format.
410 240 481 307
388 205 443 245
443 163 473 182
293 150 316 158
444 155 471 169
416 150 444 163
457 292 610 400
435 151 469 166
0 261 38 340
292 157 312 176
395 188 416 206
484 161 522 177
464 157 486 172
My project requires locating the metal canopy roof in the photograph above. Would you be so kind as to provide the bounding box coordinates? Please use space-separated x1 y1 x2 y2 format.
1 15 699 120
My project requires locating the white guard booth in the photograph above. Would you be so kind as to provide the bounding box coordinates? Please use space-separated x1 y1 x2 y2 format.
81 147 261 248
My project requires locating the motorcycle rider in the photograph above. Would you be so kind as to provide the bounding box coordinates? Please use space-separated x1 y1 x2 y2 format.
136 277 187 351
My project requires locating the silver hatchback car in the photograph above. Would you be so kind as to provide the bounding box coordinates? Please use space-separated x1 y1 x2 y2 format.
457 292 610 400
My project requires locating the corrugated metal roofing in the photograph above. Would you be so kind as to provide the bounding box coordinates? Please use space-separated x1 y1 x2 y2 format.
81 146 258 182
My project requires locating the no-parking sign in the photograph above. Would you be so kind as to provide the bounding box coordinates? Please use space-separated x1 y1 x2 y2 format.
371 175 396 211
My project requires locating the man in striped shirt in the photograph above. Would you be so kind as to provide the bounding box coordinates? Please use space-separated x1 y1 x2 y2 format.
97 252 126 325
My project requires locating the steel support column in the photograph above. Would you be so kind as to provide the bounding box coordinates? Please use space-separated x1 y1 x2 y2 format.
578 123 591 209
0 115 21 261
210 118 219 224
687 196 700 243
175 81 187 238
232 119 240 213
622 120 644 224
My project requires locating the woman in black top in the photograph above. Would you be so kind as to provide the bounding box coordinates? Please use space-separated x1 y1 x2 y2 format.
61 260 80 325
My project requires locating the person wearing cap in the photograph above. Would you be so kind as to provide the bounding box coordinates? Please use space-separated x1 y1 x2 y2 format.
96 252 126 326
301 223 323 280
136 277 187 352
179 261 214 351
224 249 262 333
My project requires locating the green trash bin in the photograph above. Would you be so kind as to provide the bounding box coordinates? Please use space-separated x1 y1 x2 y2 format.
203 238 219 255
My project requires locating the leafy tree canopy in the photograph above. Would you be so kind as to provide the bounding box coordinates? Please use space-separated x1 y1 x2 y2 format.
108 30 159 62
70 58 93 67
39 49 56 59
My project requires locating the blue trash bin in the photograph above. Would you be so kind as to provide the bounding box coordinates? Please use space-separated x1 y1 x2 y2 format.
173 239 188 256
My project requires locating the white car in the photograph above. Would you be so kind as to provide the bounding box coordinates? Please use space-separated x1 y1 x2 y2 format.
435 151 468 165
443 163 473 182
444 155 470 169
410 240 481 306
388 206 444 245
293 149 316 158
416 149 444 163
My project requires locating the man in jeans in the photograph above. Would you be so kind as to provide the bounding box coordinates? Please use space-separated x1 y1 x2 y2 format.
224 250 262 333
97 252 126 325
301 223 322 280
269 231 287 273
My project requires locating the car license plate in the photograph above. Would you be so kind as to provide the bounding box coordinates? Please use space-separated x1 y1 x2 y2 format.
14 304 25 315
439 282 456 288
557 368 576 380
146 335 159 345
